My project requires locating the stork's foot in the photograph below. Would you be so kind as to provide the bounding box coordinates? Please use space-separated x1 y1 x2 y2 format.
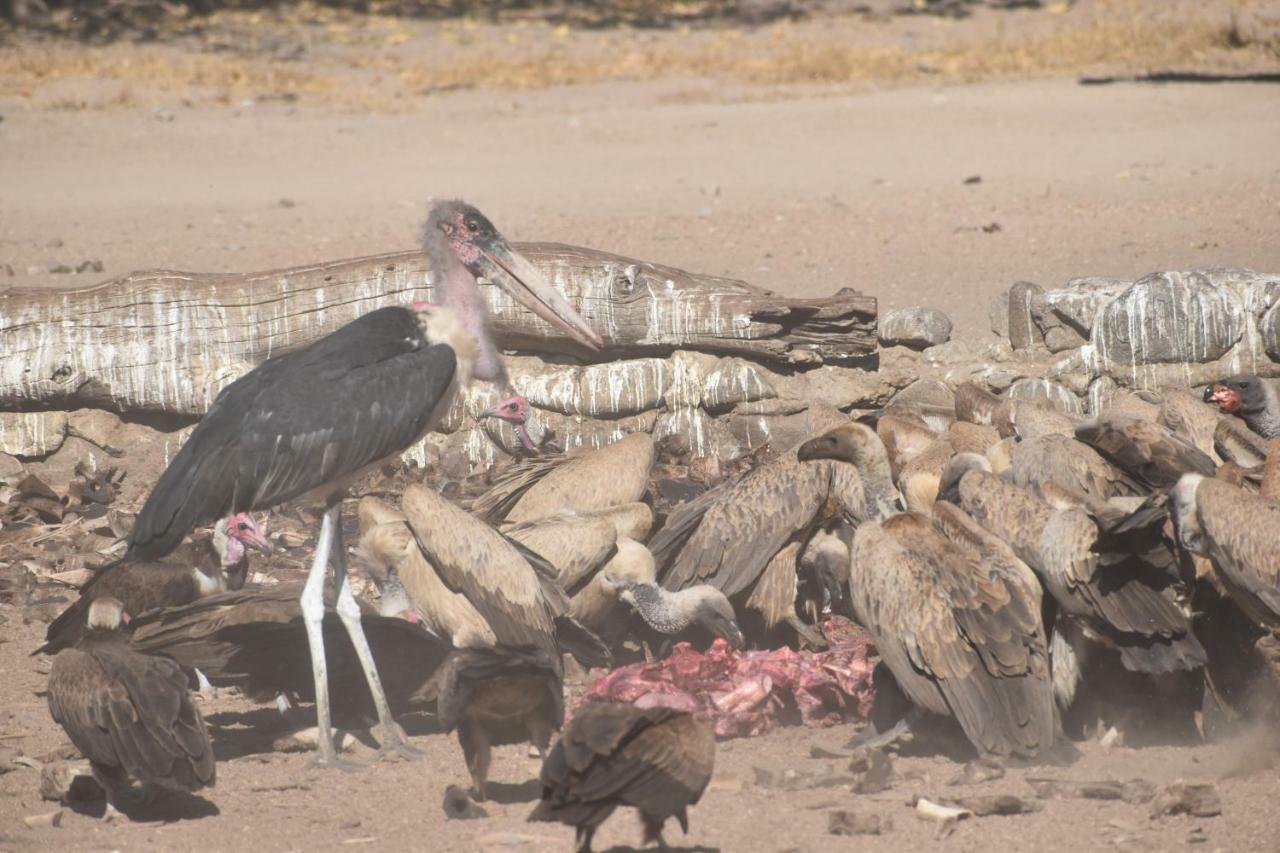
375 725 424 762
100 801 126 823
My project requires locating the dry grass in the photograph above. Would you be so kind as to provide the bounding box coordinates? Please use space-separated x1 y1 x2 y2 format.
0 1 1275 110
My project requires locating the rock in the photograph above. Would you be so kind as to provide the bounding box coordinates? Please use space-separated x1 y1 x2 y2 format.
40 760 100 802
0 412 68 458
1044 324 1087 353
752 764 854 791
1149 782 1222 819
1087 375 1120 415
272 727 355 754
662 350 716 408
515 358 667 417
1006 378 1083 415
0 451 25 480
443 784 488 820
944 794 1041 816
848 746 893 794
948 760 1006 786
1092 270 1244 369
22 810 63 829
1007 282 1045 350
989 289 1011 338
1043 276 1131 335
1026 776 1156 804
828 810 890 836
653 408 740 462
702 357 777 413
730 398 809 417
878 307 953 350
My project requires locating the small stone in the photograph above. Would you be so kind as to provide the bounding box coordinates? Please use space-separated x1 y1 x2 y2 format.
1043 324 1086 353
40 760 100 802
828 810 889 836
989 289 1011 338
948 760 1006 786
1008 281 1045 350
1149 782 1222 819
443 784 488 820
878 307 953 350
46 238 64 248
46 262 72 274
848 746 893 794
75 259 104 274
22 810 63 829
279 197 297 208
945 794 1041 816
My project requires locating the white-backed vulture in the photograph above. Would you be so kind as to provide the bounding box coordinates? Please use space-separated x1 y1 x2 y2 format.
1074 415 1216 491
955 466 1205 674
39 513 272 655
529 703 715 853
1156 386 1223 461
470 432 654 525
569 537 657 633
651 450 869 647
47 597 215 821
1214 415 1270 468
797 425 1056 759
1172 474 1280 628
611 580 745 649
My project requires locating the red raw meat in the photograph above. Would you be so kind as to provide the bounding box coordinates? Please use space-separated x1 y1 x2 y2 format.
581 616 876 738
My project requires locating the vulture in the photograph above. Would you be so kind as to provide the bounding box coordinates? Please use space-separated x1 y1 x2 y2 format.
1214 414 1270 468
358 484 610 796
1074 415 1216 491
568 537 658 635
39 513 272 655
129 583 449 726
651 449 870 648
1157 385 1223 461
47 597 215 820
529 702 715 853
608 579 746 650
797 425 1056 759
953 462 1205 675
1205 375 1280 439
471 428 655 525
1171 474 1280 628
97 200 601 768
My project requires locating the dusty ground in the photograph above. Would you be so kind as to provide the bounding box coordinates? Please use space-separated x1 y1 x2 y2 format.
3 0 1280 850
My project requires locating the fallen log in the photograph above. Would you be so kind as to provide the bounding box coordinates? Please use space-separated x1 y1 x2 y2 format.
0 243 877 417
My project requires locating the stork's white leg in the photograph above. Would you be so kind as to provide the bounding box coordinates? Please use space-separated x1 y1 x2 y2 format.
300 504 357 770
330 509 424 762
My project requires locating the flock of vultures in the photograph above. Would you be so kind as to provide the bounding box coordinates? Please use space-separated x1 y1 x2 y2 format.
28 200 1280 851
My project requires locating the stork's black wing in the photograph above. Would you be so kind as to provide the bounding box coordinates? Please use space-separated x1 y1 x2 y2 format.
127 307 456 561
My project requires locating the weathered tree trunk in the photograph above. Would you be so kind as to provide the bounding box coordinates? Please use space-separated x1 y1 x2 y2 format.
0 243 876 417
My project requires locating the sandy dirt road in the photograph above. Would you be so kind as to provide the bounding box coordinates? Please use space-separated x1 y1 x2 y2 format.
3 76 1278 338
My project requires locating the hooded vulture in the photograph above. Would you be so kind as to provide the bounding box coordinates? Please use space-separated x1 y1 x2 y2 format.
38 513 272 656
529 702 715 853
129 583 449 727
47 597 216 820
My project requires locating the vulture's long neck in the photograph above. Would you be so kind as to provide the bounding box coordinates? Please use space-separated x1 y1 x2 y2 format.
624 584 702 635
426 233 508 388
855 447 901 522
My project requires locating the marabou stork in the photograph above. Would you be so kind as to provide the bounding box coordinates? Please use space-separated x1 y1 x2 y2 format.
105 200 601 768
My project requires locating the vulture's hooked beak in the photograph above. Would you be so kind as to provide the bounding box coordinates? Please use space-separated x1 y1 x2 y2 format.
721 619 746 651
1204 383 1242 414
240 521 274 555
475 238 603 351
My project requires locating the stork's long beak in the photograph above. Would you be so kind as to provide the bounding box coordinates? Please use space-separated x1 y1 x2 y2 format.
476 239 603 351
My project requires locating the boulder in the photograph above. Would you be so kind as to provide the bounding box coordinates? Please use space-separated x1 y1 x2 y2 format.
1092 271 1244 369
878 307 953 350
